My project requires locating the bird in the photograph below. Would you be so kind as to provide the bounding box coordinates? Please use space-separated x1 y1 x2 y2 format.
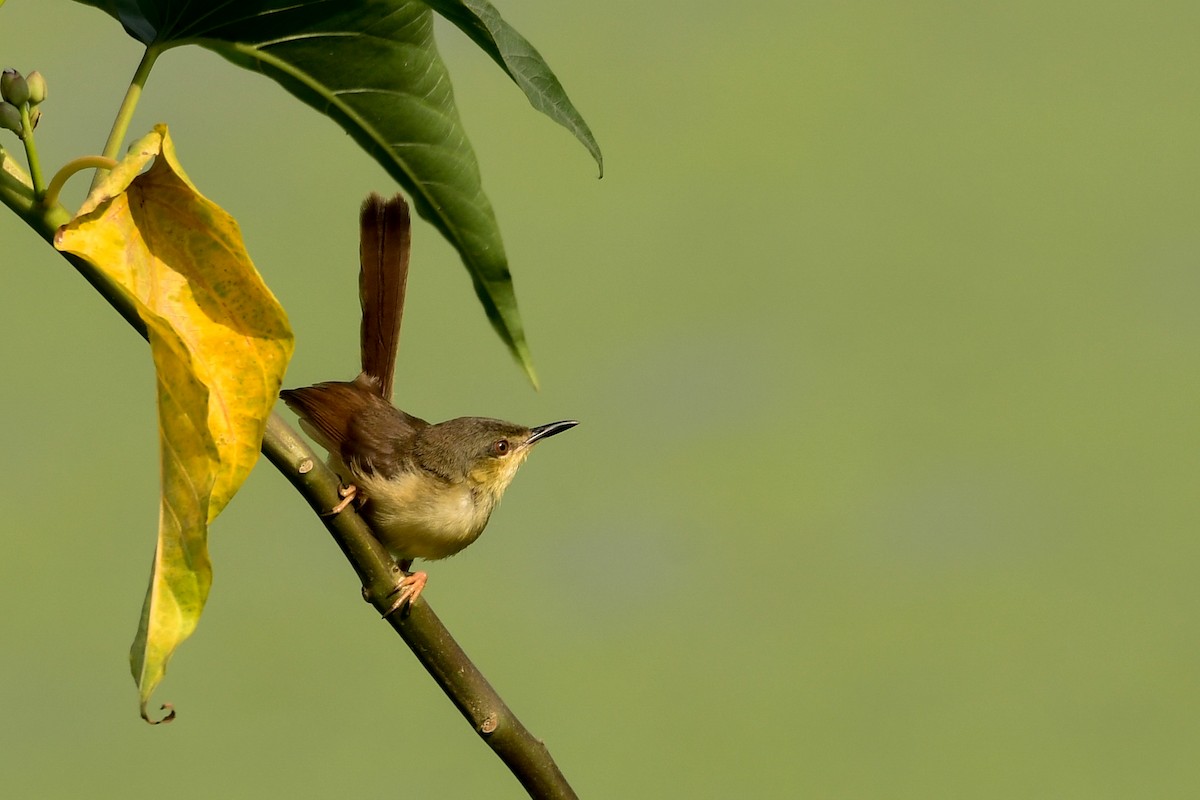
280 193 576 615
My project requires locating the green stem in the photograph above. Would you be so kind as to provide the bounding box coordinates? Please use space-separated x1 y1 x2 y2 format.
1 145 67 231
90 45 161 191
19 104 45 198
0 143 33 209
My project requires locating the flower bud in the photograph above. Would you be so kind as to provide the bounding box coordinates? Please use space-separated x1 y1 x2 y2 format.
1 69 29 106
0 101 22 135
29 107 41 129
25 71 46 105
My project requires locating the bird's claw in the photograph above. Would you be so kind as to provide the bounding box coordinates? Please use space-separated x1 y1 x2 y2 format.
381 570 428 618
322 483 358 516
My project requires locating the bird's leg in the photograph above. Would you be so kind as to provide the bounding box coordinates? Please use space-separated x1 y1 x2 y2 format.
382 559 427 618
323 483 358 516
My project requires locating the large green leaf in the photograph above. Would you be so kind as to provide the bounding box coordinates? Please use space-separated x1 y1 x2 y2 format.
72 0 600 384
425 0 602 177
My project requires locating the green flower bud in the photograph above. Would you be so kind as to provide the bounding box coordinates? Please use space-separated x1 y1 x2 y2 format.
1 69 29 106
0 101 22 136
25 71 46 105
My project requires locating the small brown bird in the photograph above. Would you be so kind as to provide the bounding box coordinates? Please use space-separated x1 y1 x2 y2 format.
281 194 576 613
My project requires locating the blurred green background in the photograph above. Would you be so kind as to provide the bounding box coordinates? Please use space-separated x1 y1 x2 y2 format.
3 1 1200 797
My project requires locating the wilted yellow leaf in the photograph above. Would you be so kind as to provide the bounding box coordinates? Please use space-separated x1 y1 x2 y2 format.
55 125 293 722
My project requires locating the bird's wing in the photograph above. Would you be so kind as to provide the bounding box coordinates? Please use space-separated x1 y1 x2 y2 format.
280 381 427 478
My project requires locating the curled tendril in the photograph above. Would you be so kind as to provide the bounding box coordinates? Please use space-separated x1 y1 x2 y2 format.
42 155 118 209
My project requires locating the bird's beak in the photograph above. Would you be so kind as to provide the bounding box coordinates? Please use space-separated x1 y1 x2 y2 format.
528 419 579 445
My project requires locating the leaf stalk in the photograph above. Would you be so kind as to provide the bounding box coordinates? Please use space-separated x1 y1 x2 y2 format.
91 45 160 191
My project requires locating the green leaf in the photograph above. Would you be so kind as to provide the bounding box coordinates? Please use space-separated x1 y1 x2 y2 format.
56 126 294 721
425 0 602 177
71 0 602 385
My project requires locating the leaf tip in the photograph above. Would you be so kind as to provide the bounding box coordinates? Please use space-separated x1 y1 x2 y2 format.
140 701 177 725
519 352 540 392
507 332 539 389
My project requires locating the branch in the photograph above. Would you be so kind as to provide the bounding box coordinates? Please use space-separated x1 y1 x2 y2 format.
262 415 579 799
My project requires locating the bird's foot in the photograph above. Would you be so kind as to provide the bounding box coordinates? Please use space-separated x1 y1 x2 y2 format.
323 483 358 516
381 570 428 618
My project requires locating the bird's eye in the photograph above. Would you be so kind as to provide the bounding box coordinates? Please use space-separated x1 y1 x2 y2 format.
492 439 510 456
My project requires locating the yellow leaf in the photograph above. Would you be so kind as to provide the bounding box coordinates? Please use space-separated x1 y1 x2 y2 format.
55 125 294 722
